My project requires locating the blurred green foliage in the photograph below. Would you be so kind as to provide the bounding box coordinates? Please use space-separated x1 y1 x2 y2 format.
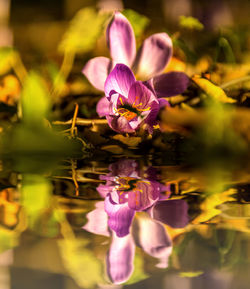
217 37 236 63
0 69 84 157
59 7 111 54
46 62 66 91
123 9 150 38
202 100 247 154
179 16 204 31
21 71 51 125
0 48 17 75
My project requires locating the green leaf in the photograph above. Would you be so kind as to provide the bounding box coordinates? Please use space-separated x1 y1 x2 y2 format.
59 7 111 54
123 9 150 38
0 47 17 75
46 62 66 89
179 16 204 31
21 71 50 125
218 37 235 63
192 76 236 103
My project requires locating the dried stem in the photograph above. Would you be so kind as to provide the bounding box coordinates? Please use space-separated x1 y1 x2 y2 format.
53 118 108 126
220 75 250 89
70 103 79 137
51 51 75 97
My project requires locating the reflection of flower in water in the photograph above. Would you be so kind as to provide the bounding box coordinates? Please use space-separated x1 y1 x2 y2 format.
97 159 170 237
83 159 189 284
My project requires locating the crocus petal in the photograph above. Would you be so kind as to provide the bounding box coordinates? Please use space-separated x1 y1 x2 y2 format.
128 117 141 130
107 12 136 67
149 199 189 228
135 33 173 79
153 72 189 98
107 232 135 284
128 81 154 109
144 100 160 127
105 194 135 237
104 64 136 100
96 96 111 117
82 201 109 236
134 215 172 268
97 183 113 198
110 93 126 113
158 98 170 108
106 115 135 133
82 57 112 91
142 79 155 94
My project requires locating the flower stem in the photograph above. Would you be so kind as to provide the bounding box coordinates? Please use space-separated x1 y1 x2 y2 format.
11 52 28 120
220 75 250 89
12 52 28 85
51 51 75 97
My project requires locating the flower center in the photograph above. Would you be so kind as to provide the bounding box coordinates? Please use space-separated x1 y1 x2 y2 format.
115 97 151 121
115 177 150 205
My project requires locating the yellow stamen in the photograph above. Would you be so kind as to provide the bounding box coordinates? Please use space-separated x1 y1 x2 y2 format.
119 97 124 105
115 96 151 120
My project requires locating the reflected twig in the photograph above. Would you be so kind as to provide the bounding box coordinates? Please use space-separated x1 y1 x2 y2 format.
71 160 79 196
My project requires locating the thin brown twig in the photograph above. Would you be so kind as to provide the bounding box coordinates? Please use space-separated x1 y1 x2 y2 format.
53 118 108 126
70 103 79 137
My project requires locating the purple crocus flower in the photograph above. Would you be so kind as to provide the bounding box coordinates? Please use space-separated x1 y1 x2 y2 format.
97 63 168 133
82 12 189 131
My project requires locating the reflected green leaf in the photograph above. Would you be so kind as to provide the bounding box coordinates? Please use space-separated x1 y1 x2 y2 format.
180 271 204 278
0 226 19 253
58 238 104 288
21 175 52 228
59 7 111 54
